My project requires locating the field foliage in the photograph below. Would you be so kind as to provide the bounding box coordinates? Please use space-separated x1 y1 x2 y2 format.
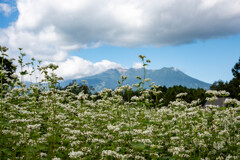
0 47 240 160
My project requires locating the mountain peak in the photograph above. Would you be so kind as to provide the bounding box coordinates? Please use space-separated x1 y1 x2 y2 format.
161 67 180 72
116 68 127 74
172 67 179 71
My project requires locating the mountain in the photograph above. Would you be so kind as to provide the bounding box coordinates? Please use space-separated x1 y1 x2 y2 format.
60 67 211 91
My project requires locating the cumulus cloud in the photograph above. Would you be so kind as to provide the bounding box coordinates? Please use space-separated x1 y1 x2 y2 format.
0 0 240 60
20 56 122 82
1 0 240 80
44 56 122 80
0 3 11 16
132 62 143 69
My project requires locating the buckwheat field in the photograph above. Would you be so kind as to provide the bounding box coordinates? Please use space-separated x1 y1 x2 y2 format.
0 47 239 160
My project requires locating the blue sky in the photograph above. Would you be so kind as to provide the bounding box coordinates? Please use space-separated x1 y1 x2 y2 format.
0 0 240 84
74 36 240 83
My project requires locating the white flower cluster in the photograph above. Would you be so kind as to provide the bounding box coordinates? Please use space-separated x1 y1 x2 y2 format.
213 141 225 150
206 96 218 102
168 146 185 155
107 124 120 132
143 78 151 82
78 91 88 100
68 151 84 159
176 92 187 98
131 96 139 101
224 98 240 105
206 90 230 96
27 124 41 130
101 150 127 159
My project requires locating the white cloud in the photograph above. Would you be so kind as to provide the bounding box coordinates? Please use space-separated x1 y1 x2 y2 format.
132 62 143 69
0 3 11 16
44 56 122 80
0 0 240 64
1 0 240 58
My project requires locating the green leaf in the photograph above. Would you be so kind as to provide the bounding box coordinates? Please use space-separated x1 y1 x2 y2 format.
1 53 8 56
25 147 38 152
191 157 201 160
151 145 158 150
146 103 153 106
38 144 48 150
218 107 226 111
158 157 173 160
131 142 145 150
20 70 28 75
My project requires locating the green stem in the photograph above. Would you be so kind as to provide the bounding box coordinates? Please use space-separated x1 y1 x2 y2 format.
0 55 4 159
156 95 158 108
20 60 23 83
143 65 146 89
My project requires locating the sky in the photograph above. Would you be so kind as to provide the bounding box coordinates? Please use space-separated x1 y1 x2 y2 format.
0 0 239 84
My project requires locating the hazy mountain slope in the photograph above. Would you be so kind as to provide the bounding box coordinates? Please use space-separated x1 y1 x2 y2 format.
60 67 211 91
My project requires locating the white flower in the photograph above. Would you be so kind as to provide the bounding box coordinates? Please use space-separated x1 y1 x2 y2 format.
176 92 187 98
27 124 41 130
40 152 47 157
131 96 139 101
10 74 18 79
218 90 230 96
171 136 180 140
206 96 218 102
153 90 162 95
69 151 84 159
213 141 225 150
78 91 88 100
205 90 219 96
224 98 240 105
143 78 151 82
101 150 117 157
107 124 120 132
168 146 185 156
135 155 146 160
81 80 88 85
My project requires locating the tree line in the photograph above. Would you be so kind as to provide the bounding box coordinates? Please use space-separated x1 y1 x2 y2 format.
210 57 240 100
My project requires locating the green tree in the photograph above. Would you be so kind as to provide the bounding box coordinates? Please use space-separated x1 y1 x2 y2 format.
0 46 17 89
210 57 240 100
210 80 228 91
228 78 240 100
232 57 240 79
0 57 17 84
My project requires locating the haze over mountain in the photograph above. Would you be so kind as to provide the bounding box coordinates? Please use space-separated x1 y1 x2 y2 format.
60 67 211 91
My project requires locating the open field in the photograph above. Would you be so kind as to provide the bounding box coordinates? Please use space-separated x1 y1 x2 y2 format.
0 48 240 160
0 81 240 159
0 48 240 159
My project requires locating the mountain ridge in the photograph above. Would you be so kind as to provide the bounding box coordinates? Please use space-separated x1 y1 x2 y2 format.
60 67 211 91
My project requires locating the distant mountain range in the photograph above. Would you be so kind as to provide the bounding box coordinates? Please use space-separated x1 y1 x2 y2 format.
60 67 211 91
